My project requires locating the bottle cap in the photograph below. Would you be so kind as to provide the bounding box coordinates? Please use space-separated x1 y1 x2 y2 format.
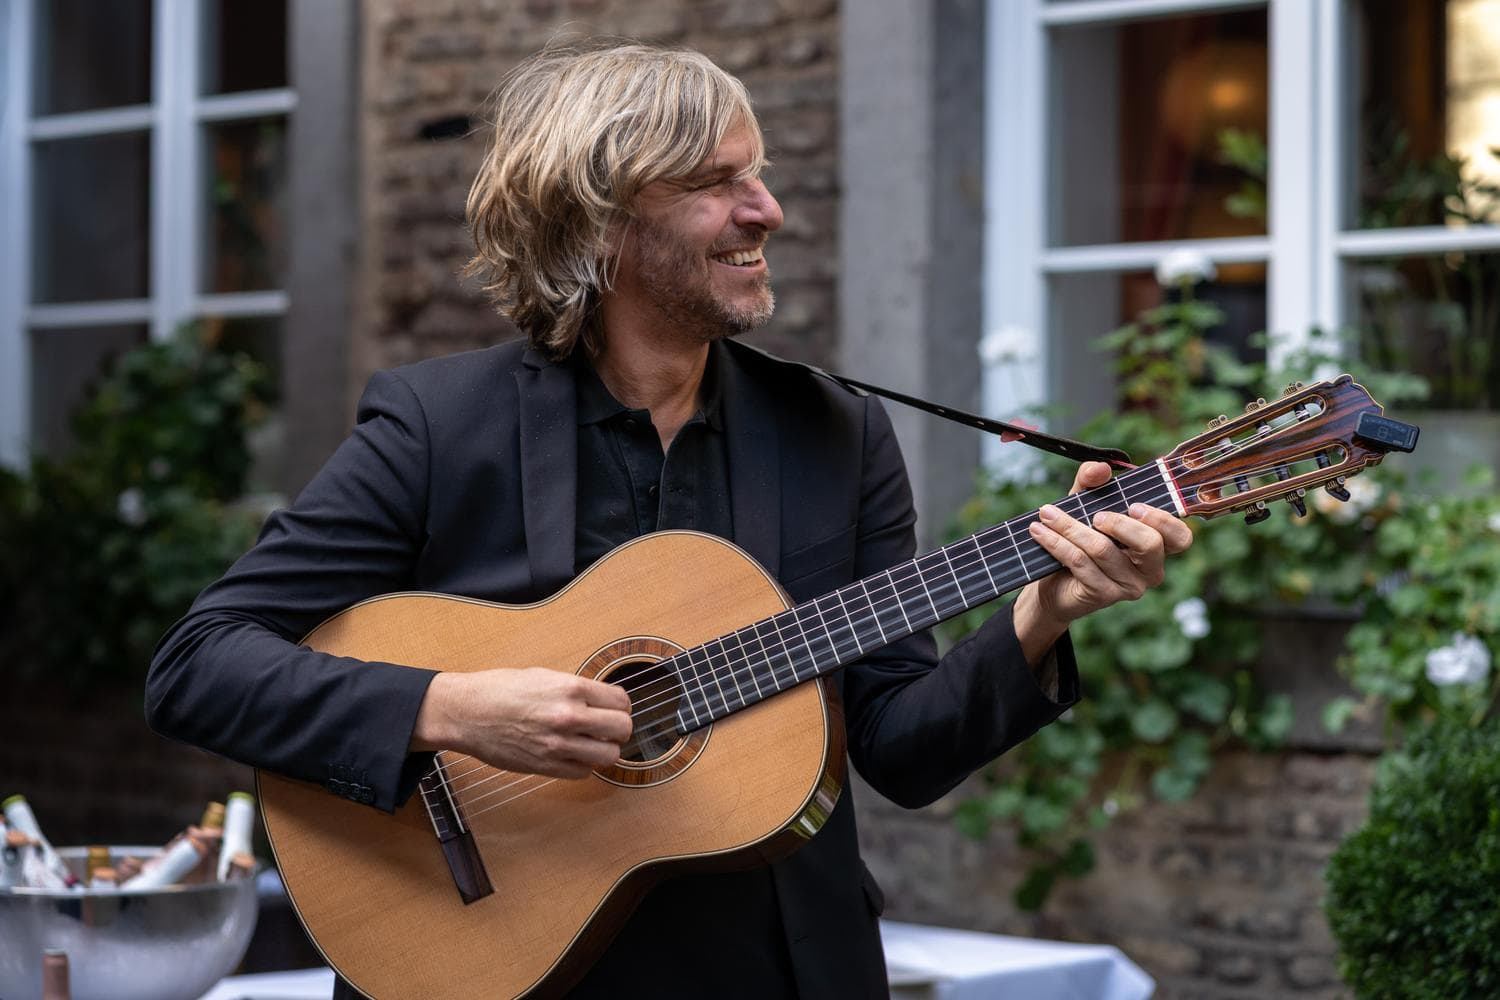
200 802 226 831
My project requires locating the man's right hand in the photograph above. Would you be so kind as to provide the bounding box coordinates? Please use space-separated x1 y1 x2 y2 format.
410 668 633 778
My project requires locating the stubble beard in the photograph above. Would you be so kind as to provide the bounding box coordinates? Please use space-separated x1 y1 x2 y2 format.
631 217 775 343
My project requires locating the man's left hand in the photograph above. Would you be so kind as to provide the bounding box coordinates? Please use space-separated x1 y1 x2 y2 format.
1013 461 1194 664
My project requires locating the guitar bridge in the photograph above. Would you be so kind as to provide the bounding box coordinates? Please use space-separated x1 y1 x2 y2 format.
419 756 494 905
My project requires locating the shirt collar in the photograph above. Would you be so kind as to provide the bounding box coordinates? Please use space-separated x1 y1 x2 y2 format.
572 341 726 432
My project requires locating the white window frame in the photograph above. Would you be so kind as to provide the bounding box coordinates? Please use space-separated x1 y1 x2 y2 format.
982 0 1500 455
0 0 295 466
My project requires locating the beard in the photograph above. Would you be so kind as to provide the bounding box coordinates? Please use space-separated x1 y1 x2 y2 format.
627 216 776 342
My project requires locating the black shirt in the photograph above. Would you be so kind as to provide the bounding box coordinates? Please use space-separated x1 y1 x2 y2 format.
568 344 800 998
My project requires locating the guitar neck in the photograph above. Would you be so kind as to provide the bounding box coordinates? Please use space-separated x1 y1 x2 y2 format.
670 459 1183 734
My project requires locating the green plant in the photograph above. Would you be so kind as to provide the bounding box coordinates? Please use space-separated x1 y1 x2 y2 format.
948 274 1436 908
1324 719 1500 999
0 325 270 691
1325 470 1500 735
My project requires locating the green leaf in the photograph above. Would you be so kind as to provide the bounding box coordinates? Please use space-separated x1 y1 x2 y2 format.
1131 699 1179 743
1014 865 1058 912
1178 676 1232 724
1322 696 1359 734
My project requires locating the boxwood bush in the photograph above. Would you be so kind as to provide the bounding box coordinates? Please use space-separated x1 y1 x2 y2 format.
1324 720 1500 999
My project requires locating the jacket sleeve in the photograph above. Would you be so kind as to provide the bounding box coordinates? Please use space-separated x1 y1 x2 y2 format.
840 397 1080 809
145 371 439 813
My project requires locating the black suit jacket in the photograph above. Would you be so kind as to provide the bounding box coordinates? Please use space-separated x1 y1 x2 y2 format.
147 338 1077 998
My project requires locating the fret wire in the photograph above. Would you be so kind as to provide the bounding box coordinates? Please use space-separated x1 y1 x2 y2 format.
711 634 750 710
698 643 735 717
832 584 873 656
1004 518 1033 581
917 549 966 619
673 652 703 729
968 532 1001 595
795 599 842 676
671 463 1182 724
814 592 860 661
938 542 979 608
881 559 931 631
881 566 915 634
780 603 825 682
857 578 889 644
746 618 787 692
726 626 767 701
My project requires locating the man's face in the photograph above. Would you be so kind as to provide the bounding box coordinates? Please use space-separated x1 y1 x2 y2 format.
611 125 784 342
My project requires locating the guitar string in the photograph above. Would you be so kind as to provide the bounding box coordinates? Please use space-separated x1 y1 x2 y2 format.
438 453 1308 803
437 447 1333 810
440 425 1339 790
432 449 1349 828
436 470 1181 807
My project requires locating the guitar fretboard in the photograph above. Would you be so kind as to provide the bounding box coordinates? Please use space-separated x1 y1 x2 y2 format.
668 460 1180 734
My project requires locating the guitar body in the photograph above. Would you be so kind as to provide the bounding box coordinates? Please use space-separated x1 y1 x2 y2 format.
257 531 844 999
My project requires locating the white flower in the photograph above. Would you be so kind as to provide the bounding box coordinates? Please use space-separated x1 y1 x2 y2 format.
1314 475 1381 523
116 488 146 527
1172 597 1210 640
1155 249 1217 288
978 325 1037 365
1424 633 1492 687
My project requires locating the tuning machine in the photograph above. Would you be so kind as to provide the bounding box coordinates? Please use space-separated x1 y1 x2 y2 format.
1243 397 1268 413
1206 414 1231 430
1244 501 1271 525
1324 475 1351 502
1281 381 1306 397
1287 488 1307 517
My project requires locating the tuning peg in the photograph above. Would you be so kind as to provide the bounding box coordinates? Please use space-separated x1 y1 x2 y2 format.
1282 381 1306 397
1244 397 1268 413
1244 502 1271 525
1288 488 1307 517
1206 414 1230 430
1324 475 1351 502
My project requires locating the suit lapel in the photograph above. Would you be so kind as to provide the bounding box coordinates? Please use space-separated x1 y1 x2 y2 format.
721 344 782 577
515 348 577 596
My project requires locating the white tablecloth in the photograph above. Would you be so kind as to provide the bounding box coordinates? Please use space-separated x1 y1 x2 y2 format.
201 921 1153 999
881 920 1154 1000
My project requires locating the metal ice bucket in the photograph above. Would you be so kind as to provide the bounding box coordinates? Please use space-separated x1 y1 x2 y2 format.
0 846 259 1000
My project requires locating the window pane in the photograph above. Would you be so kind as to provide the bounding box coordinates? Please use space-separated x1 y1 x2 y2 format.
32 0 152 115
1353 0 1500 229
32 132 151 304
30 325 149 455
203 315 284 492
1049 266 1267 429
1351 252 1500 409
202 0 289 95
1050 9 1269 247
203 118 289 293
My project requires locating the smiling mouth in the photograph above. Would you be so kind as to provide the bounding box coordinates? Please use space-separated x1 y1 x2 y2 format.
710 249 764 267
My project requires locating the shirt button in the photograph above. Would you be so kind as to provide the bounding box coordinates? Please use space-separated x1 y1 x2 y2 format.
623 418 638 431
648 485 659 498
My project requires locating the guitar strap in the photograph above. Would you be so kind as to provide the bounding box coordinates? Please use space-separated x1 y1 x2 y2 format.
737 343 1136 470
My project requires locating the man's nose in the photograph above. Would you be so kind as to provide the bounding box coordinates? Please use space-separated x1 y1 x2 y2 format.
734 178 784 233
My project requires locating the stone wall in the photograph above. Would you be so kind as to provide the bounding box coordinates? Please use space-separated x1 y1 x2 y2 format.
355 0 842 385
855 751 1372 999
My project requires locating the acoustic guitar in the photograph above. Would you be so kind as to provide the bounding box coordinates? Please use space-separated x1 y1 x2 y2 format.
258 375 1417 998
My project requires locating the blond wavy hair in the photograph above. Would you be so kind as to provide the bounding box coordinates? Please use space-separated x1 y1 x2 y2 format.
465 41 765 358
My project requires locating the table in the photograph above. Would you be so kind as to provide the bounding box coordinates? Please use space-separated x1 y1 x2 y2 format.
201 921 1154 999
882 920 1154 1000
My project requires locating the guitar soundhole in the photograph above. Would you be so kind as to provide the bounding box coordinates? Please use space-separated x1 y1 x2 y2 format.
610 659 685 763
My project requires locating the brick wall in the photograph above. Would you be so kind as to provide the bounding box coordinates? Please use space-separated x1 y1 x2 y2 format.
354 0 841 386
856 751 1372 999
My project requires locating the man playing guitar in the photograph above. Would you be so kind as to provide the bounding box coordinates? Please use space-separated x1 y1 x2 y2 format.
147 41 1192 998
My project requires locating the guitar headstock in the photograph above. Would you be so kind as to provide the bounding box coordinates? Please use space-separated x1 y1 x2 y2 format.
1163 375 1420 522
